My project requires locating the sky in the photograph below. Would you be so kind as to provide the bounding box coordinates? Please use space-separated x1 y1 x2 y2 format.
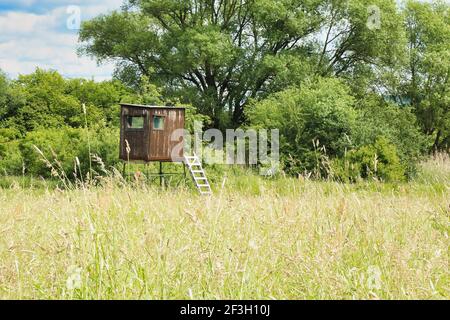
0 0 124 81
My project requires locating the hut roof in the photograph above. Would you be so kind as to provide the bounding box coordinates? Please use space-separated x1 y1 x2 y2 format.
120 103 186 110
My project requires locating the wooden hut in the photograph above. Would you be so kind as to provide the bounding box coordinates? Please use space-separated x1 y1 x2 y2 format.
119 103 185 162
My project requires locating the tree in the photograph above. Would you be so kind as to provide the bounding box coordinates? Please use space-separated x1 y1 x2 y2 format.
79 0 327 128
403 0 450 151
247 77 357 174
0 69 81 132
0 70 8 121
315 0 404 78
332 137 406 182
79 0 407 128
353 94 429 176
0 69 130 133
66 78 130 126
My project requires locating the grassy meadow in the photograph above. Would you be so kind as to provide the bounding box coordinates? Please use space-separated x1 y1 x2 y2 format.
0 154 448 300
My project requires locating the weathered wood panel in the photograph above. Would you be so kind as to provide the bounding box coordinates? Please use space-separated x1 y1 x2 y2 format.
149 108 184 162
119 104 184 163
119 106 150 161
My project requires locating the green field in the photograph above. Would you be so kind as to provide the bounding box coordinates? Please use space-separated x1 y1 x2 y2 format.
0 155 448 299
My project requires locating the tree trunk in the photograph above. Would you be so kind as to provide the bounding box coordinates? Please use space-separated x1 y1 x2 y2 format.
432 129 442 154
232 103 244 128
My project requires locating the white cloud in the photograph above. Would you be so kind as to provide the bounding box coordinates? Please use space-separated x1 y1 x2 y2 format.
0 0 123 80
0 11 56 34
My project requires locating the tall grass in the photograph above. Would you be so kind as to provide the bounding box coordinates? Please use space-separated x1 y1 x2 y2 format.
0 155 448 299
415 152 450 185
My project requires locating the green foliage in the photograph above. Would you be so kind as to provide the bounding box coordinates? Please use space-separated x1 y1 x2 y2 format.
1 0 448 183
184 105 211 132
66 78 129 127
0 69 129 178
332 137 406 182
354 95 430 176
4 69 81 132
0 141 22 176
120 76 164 106
0 128 23 174
79 1 409 128
78 1 326 126
247 77 357 174
316 0 406 77
403 0 450 151
19 127 120 178
0 69 129 133
0 127 21 141
0 70 7 115
248 78 430 180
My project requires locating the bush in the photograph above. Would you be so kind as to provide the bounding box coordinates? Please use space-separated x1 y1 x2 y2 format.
19 127 120 178
247 77 357 175
0 69 127 134
0 141 22 175
0 128 23 175
354 95 430 177
332 137 406 182
248 79 428 180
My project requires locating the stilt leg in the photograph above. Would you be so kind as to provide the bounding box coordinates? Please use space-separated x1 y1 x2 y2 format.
159 161 163 187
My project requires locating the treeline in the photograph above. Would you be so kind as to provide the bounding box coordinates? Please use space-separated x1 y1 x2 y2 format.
0 70 205 178
0 0 449 182
0 69 124 177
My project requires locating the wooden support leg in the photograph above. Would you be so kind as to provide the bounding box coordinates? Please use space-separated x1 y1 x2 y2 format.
159 161 163 187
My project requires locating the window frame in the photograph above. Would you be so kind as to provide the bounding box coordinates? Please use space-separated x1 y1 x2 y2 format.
152 115 165 131
125 115 146 130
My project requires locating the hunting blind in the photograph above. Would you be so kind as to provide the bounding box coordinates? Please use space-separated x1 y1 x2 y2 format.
119 103 185 162
119 103 212 195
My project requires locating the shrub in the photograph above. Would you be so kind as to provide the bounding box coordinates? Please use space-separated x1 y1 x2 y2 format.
332 137 406 182
19 127 120 178
0 141 22 175
0 128 23 175
247 77 357 175
248 80 428 180
354 95 430 177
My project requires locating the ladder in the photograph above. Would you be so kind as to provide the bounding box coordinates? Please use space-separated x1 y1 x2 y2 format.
184 154 212 195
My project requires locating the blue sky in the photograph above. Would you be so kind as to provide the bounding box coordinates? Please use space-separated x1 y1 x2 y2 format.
0 0 124 81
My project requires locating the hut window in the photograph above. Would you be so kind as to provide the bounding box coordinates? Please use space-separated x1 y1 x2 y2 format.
126 116 144 129
153 116 165 130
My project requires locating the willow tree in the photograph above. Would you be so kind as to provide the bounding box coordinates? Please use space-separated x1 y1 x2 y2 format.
403 0 450 151
80 0 322 127
79 0 403 128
